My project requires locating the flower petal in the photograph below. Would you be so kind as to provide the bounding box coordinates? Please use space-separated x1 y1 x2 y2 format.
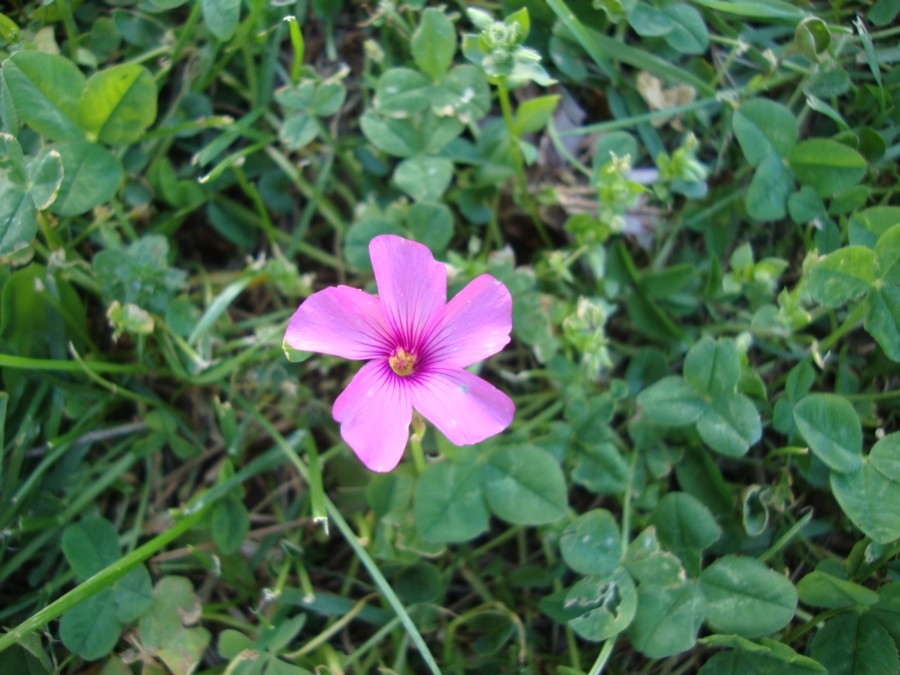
424 274 512 368
369 235 446 347
410 369 514 446
285 286 391 360
333 360 412 472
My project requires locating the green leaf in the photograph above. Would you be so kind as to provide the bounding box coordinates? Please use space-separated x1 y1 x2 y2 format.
810 612 899 675
481 445 568 525
571 441 630 496
360 113 419 158
212 495 250 555
794 17 831 60
560 509 622 575
872 582 900 646
594 132 638 170
406 201 453 252
431 65 491 123
419 110 464 154
870 433 900 481
113 565 153 623
683 336 740 395
374 68 432 117
62 516 120 578
788 139 867 197
788 186 826 225
59 588 122 661
2 51 85 142
78 64 157 145
866 286 900 361
808 246 878 307
268 660 315 675
628 581 705 658
628 3 674 37
797 570 879 609
279 113 319 150
0 263 86 358
394 156 453 202
696 392 762 458
218 629 253 659
26 148 63 210
0 635 53 675
309 82 345 116
59 590 121 660
636 376 706 427
661 3 709 55
257 614 307 651
849 206 900 245
700 556 798 638
343 218 405 271
394 561 442 605
0 132 27 182
512 95 560 136
747 154 791 221
0 182 36 256
732 99 798 167
415 460 489 543
201 0 240 41
831 437 900 544
49 140 123 217
793 394 862 473
652 492 722 560
411 8 456 80
0 13 22 44
624 528 686 587
275 80 315 110
93 235 186 313
138 576 211 675
566 568 638 641
700 643 826 674
875 225 900 284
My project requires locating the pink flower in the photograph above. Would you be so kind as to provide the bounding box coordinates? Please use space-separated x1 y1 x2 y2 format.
285 235 515 472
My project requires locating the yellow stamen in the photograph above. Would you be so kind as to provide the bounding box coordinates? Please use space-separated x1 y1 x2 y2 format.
389 348 417 376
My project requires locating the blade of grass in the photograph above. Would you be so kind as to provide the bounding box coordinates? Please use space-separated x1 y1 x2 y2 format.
690 0 805 20
188 274 257 347
284 15 305 84
0 392 7 485
546 0 715 96
0 502 210 654
0 353 146 374
236 399 441 675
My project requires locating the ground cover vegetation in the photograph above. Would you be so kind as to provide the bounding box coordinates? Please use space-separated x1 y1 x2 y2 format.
0 0 898 672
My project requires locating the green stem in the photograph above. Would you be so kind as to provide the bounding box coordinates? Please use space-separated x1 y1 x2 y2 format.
266 146 348 235
303 434 329 533
0 506 209 654
587 638 616 675
325 502 441 674
817 301 868 354
758 510 813 563
844 388 900 402
54 0 79 61
409 413 427 474
496 82 552 247
620 450 639 558
236 399 441 674
156 0 202 88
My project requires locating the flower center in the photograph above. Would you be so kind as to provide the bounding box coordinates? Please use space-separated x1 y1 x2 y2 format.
389 347 417 377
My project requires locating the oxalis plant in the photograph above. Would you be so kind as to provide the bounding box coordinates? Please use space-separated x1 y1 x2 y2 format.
0 0 898 673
